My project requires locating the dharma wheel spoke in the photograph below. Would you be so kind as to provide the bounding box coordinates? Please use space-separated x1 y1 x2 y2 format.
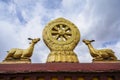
51 31 59 35
53 26 59 30
65 32 72 35
59 36 65 41
64 35 69 40
59 24 63 30
64 26 70 31
55 35 59 40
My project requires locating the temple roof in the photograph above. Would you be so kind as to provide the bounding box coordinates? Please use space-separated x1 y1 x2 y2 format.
0 63 120 73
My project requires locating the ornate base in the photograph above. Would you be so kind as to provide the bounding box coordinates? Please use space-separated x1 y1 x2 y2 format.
1 59 31 64
92 60 120 63
47 51 79 63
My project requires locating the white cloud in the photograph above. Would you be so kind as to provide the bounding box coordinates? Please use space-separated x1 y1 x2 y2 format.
0 21 20 61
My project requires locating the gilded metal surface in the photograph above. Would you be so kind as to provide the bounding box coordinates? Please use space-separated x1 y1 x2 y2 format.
2 59 31 64
4 38 40 60
83 39 117 61
43 18 80 62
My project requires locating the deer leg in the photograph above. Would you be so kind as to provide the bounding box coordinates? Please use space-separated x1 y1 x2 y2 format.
5 52 14 60
21 55 29 60
5 49 17 60
109 56 117 60
93 56 103 61
109 54 117 60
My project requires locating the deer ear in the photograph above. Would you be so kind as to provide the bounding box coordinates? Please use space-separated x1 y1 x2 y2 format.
28 38 33 40
38 38 40 41
91 40 95 42
82 39 85 42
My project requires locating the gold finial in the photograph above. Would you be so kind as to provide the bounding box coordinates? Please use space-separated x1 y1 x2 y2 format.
43 18 80 63
82 39 117 61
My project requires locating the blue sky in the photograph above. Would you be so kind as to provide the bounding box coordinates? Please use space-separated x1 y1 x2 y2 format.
0 0 120 63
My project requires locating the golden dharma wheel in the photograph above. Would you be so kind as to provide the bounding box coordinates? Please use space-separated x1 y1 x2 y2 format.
43 18 80 62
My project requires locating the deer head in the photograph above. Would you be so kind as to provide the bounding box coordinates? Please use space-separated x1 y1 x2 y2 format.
82 39 95 45
28 38 40 44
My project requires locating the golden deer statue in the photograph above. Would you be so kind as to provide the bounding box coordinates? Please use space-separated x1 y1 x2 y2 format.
5 38 40 60
82 39 117 61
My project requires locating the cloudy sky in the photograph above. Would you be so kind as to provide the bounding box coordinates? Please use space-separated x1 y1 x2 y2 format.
0 0 120 63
